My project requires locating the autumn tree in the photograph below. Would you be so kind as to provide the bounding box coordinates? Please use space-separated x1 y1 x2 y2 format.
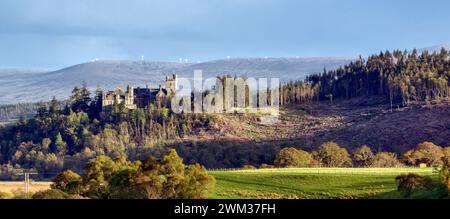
402 142 444 167
51 170 82 195
81 155 134 199
313 142 352 167
443 147 450 164
108 149 215 199
371 152 402 168
351 145 374 167
274 147 314 168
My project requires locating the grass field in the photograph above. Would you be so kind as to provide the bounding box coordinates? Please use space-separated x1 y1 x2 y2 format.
0 168 444 199
0 181 51 196
209 168 443 199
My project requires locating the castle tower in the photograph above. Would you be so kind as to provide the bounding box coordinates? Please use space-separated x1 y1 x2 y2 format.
156 84 166 108
101 91 109 108
125 85 136 109
165 74 177 96
114 87 122 103
127 85 134 97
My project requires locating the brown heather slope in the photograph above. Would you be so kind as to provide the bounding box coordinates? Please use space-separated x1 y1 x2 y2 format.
201 98 450 153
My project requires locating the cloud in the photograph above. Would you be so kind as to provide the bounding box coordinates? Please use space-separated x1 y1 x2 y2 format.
0 0 265 37
0 0 449 69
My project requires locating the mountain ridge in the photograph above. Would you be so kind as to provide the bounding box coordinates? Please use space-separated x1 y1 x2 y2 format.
0 57 353 104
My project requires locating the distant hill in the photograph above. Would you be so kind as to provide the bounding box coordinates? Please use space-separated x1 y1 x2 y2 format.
0 57 352 104
418 44 450 53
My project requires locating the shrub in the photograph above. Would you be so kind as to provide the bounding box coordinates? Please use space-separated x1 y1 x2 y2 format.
32 189 77 199
274 147 314 168
395 174 433 198
402 142 444 167
438 159 450 190
371 152 402 167
241 165 257 170
259 164 274 169
179 163 216 199
443 147 450 164
351 145 374 167
51 170 82 194
313 142 352 167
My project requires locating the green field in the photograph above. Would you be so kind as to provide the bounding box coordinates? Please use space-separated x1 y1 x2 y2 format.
209 168 443 199
0 168 444 199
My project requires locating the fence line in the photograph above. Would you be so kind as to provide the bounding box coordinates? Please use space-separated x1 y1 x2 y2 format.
208 167 438 176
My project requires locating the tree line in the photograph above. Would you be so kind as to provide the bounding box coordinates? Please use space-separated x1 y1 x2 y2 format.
0 149 215 199
270 141 450 169
0 103 41 123
41 149 214 199
281 48 450 108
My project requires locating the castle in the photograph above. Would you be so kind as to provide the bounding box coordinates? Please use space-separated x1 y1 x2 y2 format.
101 74 177 110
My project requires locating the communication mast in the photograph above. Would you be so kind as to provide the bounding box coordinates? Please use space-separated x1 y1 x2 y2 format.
17 171 38 199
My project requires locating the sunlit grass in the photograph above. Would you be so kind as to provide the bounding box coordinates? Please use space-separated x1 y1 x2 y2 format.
209 168 441 199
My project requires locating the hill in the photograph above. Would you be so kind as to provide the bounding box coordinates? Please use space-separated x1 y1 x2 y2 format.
191 99 450 155
418 44 450 53
0 57 352 104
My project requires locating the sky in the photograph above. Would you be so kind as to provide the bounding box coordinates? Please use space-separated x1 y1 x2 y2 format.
0 0 449 70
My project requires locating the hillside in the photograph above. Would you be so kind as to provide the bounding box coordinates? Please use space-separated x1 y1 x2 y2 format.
0 57 352 104
199 99 450 153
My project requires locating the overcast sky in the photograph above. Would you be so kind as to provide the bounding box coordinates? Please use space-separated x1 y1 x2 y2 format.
0 0 449 70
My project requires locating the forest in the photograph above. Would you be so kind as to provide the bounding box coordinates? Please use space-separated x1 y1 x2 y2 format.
0 83 216 179
281 48 450 108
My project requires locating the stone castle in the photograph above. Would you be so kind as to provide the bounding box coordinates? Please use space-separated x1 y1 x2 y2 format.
101 74 177 110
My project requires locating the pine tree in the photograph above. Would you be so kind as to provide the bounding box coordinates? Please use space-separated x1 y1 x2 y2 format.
55 132 67 155
49 96 60 115
37 102 48 118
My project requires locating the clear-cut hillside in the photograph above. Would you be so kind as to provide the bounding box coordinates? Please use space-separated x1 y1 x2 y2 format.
203 98 450 153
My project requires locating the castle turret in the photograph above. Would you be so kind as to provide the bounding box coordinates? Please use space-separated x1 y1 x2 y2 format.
124 85 136 109
166 74 177 96
127 85 133 95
